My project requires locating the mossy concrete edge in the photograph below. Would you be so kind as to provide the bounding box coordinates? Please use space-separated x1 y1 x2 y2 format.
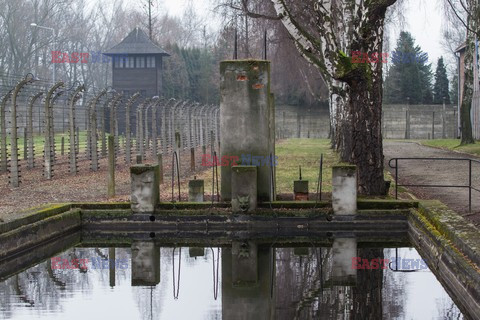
409 208 480 318
417 200 480 267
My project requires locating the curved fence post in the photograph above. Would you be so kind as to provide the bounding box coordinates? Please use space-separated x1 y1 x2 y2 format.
44 82 64 180
10 75 35 186
89 89 107 171
68 84 85 175
0 90 13 173
125 92 140 164
27 92 43 169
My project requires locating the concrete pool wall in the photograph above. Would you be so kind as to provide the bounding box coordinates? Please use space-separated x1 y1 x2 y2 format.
0 199 479 319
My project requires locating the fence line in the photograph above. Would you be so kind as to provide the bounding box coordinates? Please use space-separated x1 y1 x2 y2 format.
0 74 219 187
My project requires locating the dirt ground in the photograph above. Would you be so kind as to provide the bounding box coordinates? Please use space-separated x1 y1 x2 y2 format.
384 140 480 227
0 146 215 223
3 140 478 227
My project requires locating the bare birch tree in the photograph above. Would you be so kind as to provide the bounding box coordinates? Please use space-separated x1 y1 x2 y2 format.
270 0 396 195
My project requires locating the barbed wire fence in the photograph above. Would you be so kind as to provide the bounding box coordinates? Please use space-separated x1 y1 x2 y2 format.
0 73 220 188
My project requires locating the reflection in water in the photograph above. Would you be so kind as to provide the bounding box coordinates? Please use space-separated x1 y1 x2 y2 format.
0 242 464 319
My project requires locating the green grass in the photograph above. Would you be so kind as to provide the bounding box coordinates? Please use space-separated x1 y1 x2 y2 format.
275 139 339 194
11 131 90 158
418 139 480 156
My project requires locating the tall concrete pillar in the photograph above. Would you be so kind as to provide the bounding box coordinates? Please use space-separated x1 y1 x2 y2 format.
222 243 274 319
220 60 272 201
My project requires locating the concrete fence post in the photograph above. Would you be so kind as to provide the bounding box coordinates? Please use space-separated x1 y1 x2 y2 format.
190 147 195 172
10 76 34 187
89 89 107 172
108 135 115 198
86 102 92 160
67 85 84 175
137 106 144 161
125 93 140 164
405 98 410 139
44 82 64 180
23 127 28 161
152 100 158 158
454 107 458 138
0 92 12 173
76 127 80 154
144 104 150 155
28 92 43 169
157 153 163 184
432 111 435 140
101 101 107 157
442 98 446 139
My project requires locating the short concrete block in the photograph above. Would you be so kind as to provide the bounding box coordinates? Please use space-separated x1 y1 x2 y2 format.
294 180 309 201
332 165 357 215
328 238 357 286
188 179 204 202
231 166 257 213
189 247 205 257
130 164 160 213
293 247 309 256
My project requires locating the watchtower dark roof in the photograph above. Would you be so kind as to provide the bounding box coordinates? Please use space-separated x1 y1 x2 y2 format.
104 27 170 56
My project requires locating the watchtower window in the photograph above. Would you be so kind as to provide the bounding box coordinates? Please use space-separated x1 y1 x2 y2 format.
114 57 124 68
136 57 145 68
146 56 156 68
126 57 135 68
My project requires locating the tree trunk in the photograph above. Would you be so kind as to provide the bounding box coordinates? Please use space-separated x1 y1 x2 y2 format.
340 7 389 195
346 78 386 195
271 0 394 195
460 30 475 145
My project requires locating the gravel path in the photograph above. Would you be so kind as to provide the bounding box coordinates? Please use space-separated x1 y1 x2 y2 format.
384 140 480 226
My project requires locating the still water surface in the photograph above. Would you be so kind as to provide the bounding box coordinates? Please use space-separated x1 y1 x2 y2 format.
0 243 464 320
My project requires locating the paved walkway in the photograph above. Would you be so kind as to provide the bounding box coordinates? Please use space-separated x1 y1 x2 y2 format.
384 141 480 226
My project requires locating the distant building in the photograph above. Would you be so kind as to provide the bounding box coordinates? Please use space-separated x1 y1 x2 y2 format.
103 27 170 98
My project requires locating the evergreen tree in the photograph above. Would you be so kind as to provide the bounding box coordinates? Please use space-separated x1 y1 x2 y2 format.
433 57 451 104
384 31 433 105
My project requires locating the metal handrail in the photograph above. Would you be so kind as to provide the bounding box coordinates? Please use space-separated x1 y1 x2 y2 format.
388 157 480 212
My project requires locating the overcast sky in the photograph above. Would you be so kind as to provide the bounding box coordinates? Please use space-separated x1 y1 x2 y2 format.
388 0 446 69
119 0 452 74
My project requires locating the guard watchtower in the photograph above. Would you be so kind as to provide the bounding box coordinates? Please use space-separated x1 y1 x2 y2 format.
103 27 170 97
